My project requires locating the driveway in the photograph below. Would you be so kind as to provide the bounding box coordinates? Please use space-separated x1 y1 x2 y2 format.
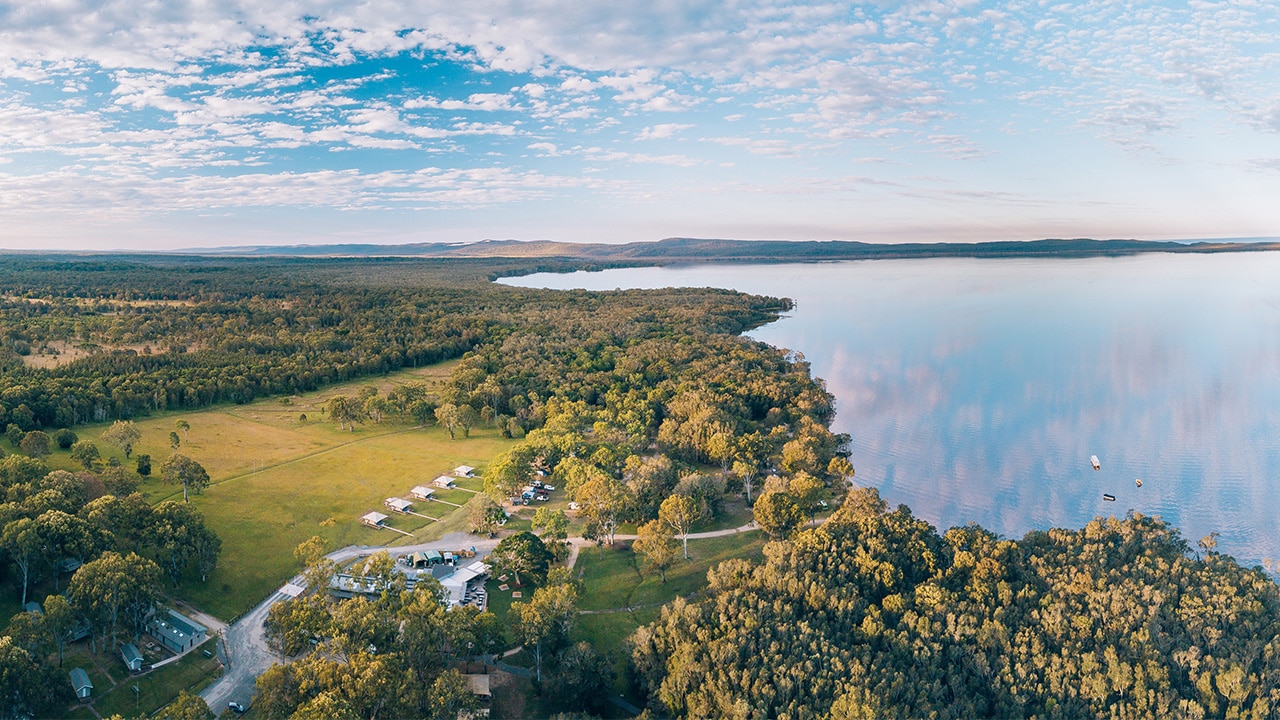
200 532 499 711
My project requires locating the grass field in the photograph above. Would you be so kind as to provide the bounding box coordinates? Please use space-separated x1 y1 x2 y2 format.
19 362 519 621
571 532 769 698
181 422 514 619
575 532 767 612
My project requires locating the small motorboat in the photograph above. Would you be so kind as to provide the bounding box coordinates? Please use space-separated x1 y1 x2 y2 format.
1135 478 1143 487
1102 493 1116 502
1090 455 1101 471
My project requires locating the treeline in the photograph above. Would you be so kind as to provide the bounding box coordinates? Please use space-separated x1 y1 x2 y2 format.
631 489 1280 719
0 256 789 432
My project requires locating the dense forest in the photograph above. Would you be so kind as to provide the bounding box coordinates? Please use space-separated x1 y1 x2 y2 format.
632 489 1280 719
0 256 782 430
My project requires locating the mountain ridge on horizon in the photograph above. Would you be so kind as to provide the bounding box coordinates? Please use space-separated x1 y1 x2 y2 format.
176 236 1280 261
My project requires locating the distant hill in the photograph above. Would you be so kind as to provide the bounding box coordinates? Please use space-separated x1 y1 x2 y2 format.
188 237 1280 262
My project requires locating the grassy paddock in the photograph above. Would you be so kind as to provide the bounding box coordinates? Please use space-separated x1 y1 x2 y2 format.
27 363 516 621
179 423 514 619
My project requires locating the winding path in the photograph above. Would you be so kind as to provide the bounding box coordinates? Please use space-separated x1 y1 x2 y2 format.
199 521 763 711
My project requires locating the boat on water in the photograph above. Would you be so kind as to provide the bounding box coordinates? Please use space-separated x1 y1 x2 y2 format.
1102 493 1116 502
1090 455 1101 471
1135 478 1143 487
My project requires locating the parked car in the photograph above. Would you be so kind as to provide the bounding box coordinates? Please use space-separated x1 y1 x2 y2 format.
228 702 248 714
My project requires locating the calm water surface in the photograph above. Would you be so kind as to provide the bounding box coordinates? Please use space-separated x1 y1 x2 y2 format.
503 253 1280 568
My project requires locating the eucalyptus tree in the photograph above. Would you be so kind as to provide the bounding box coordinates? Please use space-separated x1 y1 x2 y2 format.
659 494 698 560
67 551 162 651
101 420 141 458
160 453 209 502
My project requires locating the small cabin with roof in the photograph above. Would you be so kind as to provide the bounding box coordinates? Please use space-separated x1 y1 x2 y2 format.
433 475 456 489
384 497 413 513
410 485 435 500
69 668 93 699
23 601 42 615
361 511 389 528
121 642 144 672
453 465 476 477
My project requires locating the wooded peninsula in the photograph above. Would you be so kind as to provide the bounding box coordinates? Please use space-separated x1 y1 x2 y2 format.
2 253 1278 719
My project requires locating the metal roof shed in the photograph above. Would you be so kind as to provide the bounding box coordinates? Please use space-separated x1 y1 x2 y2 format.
121 643 144 672
70 668 93 699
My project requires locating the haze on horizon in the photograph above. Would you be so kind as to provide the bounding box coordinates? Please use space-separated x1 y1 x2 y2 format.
2 1 1280 251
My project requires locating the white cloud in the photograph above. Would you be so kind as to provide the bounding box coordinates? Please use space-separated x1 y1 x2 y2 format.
637 123 693 140
3 0 1280 245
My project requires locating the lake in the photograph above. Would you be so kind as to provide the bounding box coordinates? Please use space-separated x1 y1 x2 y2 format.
502 252 1280 569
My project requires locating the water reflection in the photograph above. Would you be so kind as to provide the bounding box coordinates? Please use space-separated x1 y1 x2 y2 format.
502 253 1280 569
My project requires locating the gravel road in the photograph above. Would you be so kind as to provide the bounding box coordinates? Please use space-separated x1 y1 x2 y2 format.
200 533 499 711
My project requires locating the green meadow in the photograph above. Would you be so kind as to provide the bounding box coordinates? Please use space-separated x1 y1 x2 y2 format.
35 361 517 620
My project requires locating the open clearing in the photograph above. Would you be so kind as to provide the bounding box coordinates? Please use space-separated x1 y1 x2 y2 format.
40 361 517 620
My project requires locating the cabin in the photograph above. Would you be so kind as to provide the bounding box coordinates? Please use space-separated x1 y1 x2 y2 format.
23 601 42 615
151 609 208 654
121 642 144 672
453 465 476 477
1090 455 1101 471
384 497 413 514
69 667 93 700
433 475 456 489
409 485 435 500
360 511 389 528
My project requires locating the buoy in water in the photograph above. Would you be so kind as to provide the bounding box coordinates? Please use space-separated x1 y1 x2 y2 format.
1102 493 1116 502
1135 478 1143 487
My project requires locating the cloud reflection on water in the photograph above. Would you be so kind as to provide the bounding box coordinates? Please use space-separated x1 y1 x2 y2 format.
504 253 1280 569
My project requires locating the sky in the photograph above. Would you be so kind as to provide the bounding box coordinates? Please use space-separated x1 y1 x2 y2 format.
2 1 1280 250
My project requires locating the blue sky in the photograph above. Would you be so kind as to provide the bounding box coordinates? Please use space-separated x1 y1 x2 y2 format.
2 1 1279 250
